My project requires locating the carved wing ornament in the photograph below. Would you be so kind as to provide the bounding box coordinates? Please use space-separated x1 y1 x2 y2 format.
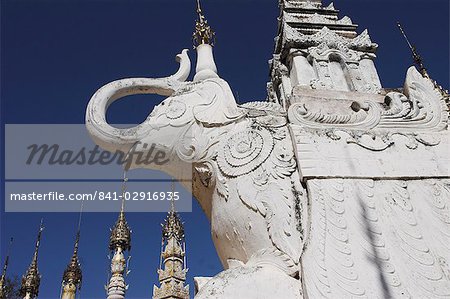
212 106 308 271
303 179 450 298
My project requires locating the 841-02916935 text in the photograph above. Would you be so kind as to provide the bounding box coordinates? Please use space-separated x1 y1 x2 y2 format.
9 191 180 201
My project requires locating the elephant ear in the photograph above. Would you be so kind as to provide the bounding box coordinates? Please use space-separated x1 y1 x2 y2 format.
193 79 245 127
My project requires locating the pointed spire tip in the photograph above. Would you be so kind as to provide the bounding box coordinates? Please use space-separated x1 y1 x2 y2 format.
193 0 215 48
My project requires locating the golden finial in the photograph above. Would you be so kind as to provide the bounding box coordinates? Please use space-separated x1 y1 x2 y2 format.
162 181 185 241
153 181 189 299
193 0 215 47
109 169 131 252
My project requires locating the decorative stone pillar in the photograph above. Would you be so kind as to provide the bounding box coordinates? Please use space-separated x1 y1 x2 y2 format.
272 0 382 107
359 55 382 92
289 51 316 88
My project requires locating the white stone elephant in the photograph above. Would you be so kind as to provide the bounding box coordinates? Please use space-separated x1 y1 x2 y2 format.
86 46 307 299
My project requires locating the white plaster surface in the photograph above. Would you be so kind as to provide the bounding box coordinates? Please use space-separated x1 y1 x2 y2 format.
85 1 449 297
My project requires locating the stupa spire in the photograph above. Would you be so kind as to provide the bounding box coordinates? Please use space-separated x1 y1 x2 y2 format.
397 22 449 104
106 172 131 299
397 22 429 78
152 181 189 299
61 207 83 299
269 0 382 106
0 238 13 299
20 220 44 299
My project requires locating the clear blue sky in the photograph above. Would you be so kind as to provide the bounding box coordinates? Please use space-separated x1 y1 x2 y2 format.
1 0 448 298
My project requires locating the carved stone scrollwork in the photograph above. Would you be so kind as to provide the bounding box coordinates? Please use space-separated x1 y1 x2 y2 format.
304 41 382 93
241 101 286 115
241 102 287 127
165 99 187 120
289 67 449 136
309 42 359 63
378 68 449 131
289 101 381 130
321 129 441 152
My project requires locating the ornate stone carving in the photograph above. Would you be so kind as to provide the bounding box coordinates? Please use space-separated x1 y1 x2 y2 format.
107 247 127 299
283 26 378 52
378 67 449 131
303 179 450 298
295 1 321 10
217 127 274 177
289 67 449 133
85 3 450 294
109 212 131 252
294 13 352 26
289 101 381 130
86 48 311 298
153 208 189 299
240 101 286 115
309 42 360 62
344 131 441 151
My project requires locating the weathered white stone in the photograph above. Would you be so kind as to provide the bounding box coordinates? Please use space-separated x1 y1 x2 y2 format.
194 44 218 81
291 128 449 179
195 265 301 299
289 52 315 87
194 277 212 295
86 49 308 298
85 1 449 298
303 179 450 298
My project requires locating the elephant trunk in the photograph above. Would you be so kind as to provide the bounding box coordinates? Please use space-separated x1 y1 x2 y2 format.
85 50 191 154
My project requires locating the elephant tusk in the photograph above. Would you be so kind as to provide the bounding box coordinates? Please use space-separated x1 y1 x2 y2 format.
170 49 191 82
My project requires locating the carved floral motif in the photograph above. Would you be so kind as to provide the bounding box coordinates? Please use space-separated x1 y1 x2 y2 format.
217 127 274 177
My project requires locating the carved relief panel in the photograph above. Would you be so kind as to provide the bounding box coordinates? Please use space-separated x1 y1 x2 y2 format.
290 42 382 94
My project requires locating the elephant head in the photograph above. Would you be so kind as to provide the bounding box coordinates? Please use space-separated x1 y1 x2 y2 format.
86 46 245 182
